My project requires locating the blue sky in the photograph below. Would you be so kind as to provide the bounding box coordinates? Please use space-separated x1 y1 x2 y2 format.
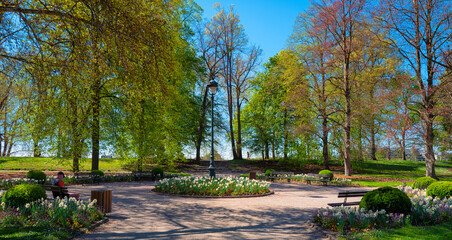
197 0 310 63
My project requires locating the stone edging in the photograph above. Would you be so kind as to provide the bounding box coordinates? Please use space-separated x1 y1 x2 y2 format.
69 217 109 239
151 188 275 198
306 220 339 240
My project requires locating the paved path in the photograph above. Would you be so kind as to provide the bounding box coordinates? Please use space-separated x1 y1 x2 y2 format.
72 181 369 240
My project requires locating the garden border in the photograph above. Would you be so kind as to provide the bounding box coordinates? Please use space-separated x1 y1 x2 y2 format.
151 188 275 198
70 217 109 239
307 220 338 240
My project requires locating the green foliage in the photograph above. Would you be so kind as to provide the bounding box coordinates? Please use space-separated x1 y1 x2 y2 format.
151 167 164 178
25 170 46 183
90 170 104 177
2 184 47 208
265 169 276 176
319 170 333 180
426 181 452 199
359 187 412 215
412 177 437 190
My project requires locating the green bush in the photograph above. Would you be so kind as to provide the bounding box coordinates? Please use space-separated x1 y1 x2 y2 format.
265 169 276 176
151 167 164 178
426 181 452 199
2 184 47 208
412 177 437 190
359 186 411 215
319 170 333 180
26 170 47 183
91 170 104 177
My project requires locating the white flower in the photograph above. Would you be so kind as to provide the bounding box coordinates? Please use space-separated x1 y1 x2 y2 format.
48 203 53 208
25 203 30 208
59 202 64 207
1 202 4 206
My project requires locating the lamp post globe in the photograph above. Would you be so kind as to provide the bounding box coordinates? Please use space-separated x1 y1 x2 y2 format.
206 80 218 178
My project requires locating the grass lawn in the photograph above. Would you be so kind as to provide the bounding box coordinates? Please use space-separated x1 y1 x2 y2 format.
343 159 452 187
341 221 452 240
0 226 73 240
0 157 125 172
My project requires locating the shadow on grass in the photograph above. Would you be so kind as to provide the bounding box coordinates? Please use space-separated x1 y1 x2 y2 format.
353 161 419 174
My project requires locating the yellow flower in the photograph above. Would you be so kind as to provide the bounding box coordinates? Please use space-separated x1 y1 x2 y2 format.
1 202 4 206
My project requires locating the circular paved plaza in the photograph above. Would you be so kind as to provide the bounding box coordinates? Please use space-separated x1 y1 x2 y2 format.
72 180 369 240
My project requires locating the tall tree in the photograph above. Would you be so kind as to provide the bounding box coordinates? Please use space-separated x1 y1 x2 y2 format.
379 0 452 178
314 0 367 176
290 11 337 169
213 5 248 160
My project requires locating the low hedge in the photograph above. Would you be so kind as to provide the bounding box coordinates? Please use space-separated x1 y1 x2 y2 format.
319 170 333 180
426 181 452 199
2 184 47 208
26 170 46 184
412 177 437 190
359 186 412 215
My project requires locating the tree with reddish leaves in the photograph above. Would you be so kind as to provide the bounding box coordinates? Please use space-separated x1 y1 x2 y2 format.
378 0 452 178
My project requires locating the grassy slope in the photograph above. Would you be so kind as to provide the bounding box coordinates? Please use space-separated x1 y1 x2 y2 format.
0 157 124 172
349 159 452 187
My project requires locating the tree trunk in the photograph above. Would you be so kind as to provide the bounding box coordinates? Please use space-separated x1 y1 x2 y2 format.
344 62 352 176
401 127 407 160
283 110 288 160
33 139 41 157
358 124 363 160
271 139 275 160
370 121 376 160
264 141 269 159
195 87 209 162
236 93 243 159
2 107 7 157
91 83 101 170
424 118 436 178
91 29 101 171
322 116 329 169
227 57 238 160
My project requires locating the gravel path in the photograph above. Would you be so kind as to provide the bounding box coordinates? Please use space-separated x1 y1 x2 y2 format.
72 180 371 240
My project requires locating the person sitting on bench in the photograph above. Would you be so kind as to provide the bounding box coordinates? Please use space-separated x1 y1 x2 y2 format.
51 171 69 198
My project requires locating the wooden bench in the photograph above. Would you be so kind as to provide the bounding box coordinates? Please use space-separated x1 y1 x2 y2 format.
74 172 102 183
328 190 370 207
132 171 155 181
305 173 331 186
39 185 80 200
268 172 294 182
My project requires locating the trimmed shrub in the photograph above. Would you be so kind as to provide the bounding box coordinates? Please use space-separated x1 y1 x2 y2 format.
26 170 47 183
426 181 452 199
2 184 47 207
319 170 333 180
152 167 164 178
359 186 411 215
91 170 104 177
265 169 276 176
412 177 437 190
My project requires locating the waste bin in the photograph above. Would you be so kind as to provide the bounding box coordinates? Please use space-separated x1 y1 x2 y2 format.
91 190 112 213
249 171 257 180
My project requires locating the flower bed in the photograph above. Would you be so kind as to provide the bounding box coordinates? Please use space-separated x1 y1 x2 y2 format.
154 176 271 196
313 185 452 235
0 195 104 237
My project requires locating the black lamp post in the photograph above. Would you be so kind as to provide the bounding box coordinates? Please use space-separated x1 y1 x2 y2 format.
207 80 218 178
